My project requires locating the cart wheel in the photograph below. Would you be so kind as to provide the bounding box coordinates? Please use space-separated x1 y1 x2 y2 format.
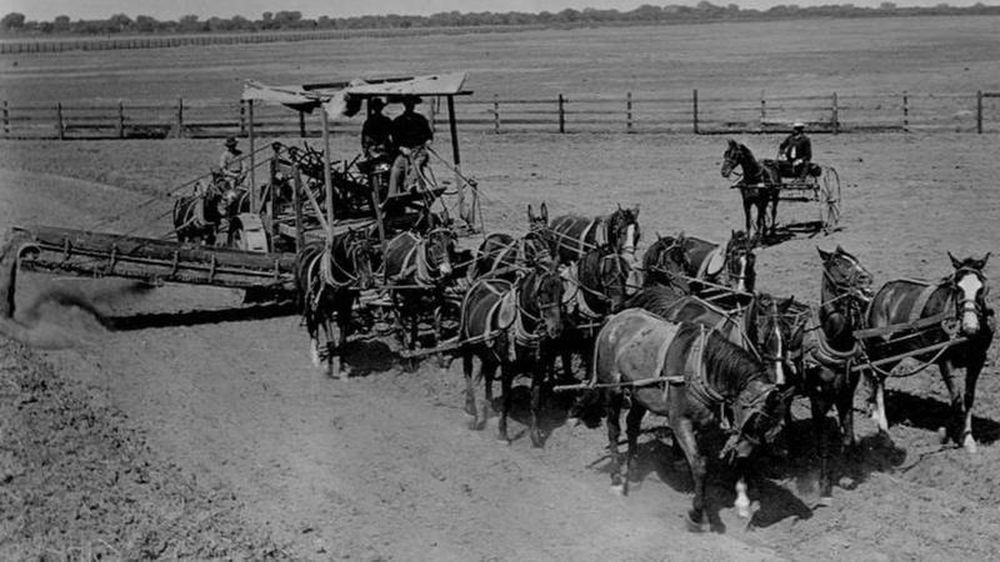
819 167 842 232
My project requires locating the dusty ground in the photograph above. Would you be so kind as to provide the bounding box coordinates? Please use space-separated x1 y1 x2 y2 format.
1 131 999 561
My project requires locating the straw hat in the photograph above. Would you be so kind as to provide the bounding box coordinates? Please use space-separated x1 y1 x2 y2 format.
792 121 805 130
224 136 239 147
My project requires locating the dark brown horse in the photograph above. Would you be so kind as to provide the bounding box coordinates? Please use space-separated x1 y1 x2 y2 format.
795 246 874 504
863 252 994 453
473 204 557 281
294 229 376 379
172 173 231 245
383 226 459 354
557 243 637 380
640 293 806 388
593 309 793 531
681 231 757 299
549 204 641 265
639 232 693 293
460 260 565 446
720 140 781 241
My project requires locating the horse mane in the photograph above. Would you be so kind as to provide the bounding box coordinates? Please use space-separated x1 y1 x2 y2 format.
700 327 769 393
624 284 686 317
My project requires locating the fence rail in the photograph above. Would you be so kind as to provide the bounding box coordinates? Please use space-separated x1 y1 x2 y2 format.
1 90 997 140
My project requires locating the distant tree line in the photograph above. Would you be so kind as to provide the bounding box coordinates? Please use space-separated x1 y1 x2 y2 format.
2 3 999 36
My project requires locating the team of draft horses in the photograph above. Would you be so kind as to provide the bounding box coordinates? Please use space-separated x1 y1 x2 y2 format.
292 193 993 531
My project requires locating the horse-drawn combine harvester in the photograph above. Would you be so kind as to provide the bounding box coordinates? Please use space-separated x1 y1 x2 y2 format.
0 73 482 338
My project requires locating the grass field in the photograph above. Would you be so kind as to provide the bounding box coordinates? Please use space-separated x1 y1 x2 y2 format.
1 15 998 106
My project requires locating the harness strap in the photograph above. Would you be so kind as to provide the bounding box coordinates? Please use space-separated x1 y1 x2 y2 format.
908 283 942 325
576 219 598 262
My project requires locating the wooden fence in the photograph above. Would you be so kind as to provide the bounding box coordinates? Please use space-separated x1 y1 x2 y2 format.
2 90 997 140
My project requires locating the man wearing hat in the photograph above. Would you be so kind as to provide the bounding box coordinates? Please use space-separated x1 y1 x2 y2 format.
361 98 392 159
388 95 433 197
218 136 245 189
777 121 812 179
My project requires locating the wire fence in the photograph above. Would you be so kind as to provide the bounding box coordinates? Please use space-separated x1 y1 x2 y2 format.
2 90 997 140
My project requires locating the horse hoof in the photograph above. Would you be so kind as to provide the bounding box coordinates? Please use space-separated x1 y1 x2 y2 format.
609 484 626 496
937 427 949 444
735 501 752 520
817 496 833 508
963 434 978 454
685 514 706 533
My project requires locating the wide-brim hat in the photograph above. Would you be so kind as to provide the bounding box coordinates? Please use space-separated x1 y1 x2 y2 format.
792 121 805 130
369 97 386 110
401 94 423 105
224 136 238 147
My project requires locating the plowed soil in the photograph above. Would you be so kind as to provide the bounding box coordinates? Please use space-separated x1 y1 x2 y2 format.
1 131 998 561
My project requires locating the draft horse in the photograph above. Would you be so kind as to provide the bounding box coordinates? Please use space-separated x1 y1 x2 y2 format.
795 246 874 504
549 204 641 265
460 260 565 446
593 309 793 531
172 172 232 245
863 252 994 453
681 231 756 298
383 225 459 354
638 232 693 293
557 243 636 380
473 203 556 281
294 229 376 379
720 139 781 241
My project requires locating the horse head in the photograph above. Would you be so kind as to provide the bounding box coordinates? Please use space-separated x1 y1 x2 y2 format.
749 294 808 387
721 139 745 179
527 202 549 231
344 229 375 290
948 251 991 336
641 232 691 293
818 245 873 330
425 226 458 279
521 261 565 339
580 245 633 314
609 204 641 260
526 203 557 265
725 230 756 293
729 382 796 459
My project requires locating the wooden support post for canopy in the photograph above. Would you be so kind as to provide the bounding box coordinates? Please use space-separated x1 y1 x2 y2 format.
692 89 700 134
248 99 257 213
977 90 983 134
320 107 335 246
292 165 306 254
447 95 472 228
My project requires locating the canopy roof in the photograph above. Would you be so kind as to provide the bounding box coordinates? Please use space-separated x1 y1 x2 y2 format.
241 72 470 118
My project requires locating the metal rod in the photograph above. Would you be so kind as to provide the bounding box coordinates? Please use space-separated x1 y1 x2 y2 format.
249 99 257 214
321 108 335 246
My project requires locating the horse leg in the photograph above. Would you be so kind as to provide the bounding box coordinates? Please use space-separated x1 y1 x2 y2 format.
605 390 626 493
871 374 891 438
498 363 513 444
836 370 860 451
529 352 547 448
937 361 962 445
809 385 834 506
463 353 477 420
743 198 753 239
623 402 646 497
961 356 986 453
768 195 779 236
734 457 753 521
672 417 707 532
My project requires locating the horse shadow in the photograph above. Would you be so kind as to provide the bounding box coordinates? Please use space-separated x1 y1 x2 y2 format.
484 379 585 446
107 302 297 331
339 339 396 377
883 388 1000 445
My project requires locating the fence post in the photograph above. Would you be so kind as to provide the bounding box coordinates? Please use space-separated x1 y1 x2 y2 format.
117 100 125 139
2 101 8 137
626 91 633 133
558 94 565 134
902 91 909 132
175 97 184 138
759 91 766 131
299 111 306 138
692 89 699 134
239 100 246 136
56 102 65 140
831 92 839 134
493 94 500 134
977 90 983 134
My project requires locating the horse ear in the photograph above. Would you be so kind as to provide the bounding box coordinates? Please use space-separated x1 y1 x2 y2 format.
617 202 623 211
980 252 991 269
527 204 535 221
817 246 832 261
948 251 962 269
632 205 640 218
540 201 548 221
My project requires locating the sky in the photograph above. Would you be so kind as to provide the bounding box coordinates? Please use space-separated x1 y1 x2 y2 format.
0 0 988 21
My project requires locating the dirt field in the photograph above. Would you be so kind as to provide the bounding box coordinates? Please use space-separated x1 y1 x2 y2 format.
0 128 998 560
